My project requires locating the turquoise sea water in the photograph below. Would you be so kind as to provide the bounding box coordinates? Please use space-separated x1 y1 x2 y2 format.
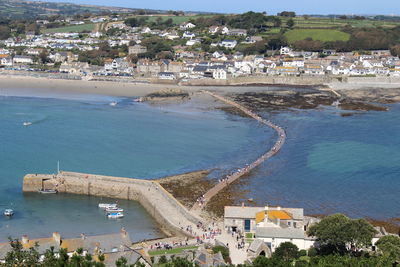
1 92 399 242
245 105 400 220
0 94 269 242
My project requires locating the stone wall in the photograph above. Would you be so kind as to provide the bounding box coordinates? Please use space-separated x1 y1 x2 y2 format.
181 75 332 87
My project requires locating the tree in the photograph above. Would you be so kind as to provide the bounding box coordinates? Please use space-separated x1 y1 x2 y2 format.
0 25 11 40
375 235 400 262
278 11 296 17
286 19 295 29
390 45 400 56
252 256 291 267
267 34 288 50
307 214 377 254
273 242 299 262
39 50 49 64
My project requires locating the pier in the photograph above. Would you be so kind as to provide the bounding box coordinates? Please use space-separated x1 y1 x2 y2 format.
191 91 286 212
23 171 203 237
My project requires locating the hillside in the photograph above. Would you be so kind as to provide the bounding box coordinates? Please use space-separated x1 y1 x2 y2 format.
0 0 140 19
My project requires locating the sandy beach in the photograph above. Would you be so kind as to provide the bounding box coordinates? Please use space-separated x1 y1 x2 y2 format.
0 75 193 98
0 74 318 99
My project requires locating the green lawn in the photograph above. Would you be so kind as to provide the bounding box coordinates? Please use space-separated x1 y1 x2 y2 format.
284 29 351 43
136 15 214 25
280 16 400 29
148 246 198 256
43 23 95 33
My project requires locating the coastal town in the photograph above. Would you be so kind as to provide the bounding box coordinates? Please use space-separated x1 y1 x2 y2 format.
1 14 400 83
1 2 400 266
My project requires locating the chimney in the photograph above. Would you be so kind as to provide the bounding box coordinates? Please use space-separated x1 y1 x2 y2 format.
277 206 281 210
53 232 61 245
81 233 86 240
264 205 269 211
22 235 29 245
241 202 245 208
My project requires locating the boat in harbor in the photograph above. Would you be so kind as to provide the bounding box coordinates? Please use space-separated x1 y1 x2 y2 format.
106 207 124 213
4 209 14 217
38 189 58 194
98 203 118 209
23 122 32 126
107 212 124 219
110 102 118 106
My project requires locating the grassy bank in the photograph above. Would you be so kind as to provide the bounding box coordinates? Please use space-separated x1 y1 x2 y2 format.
43 23 95 33
285 29 351 43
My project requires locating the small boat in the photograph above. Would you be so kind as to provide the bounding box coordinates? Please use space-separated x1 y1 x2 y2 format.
107 212 124 219
98 203 118 209
38 189 58 194
110 102 118 106
106 207 124 213
4 209 14 217
23 122 32 126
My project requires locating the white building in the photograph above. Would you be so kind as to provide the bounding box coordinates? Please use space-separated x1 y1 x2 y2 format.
180 22 196 30
212 68 227 80
220 40 237 49
0 56 13 66
224 205 318 252
13 55 33 64
158 72 176 80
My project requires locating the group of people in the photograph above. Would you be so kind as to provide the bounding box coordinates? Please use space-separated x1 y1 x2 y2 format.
181 222 222 244
150 239 189 251
196 195 206 206
231 231 246 250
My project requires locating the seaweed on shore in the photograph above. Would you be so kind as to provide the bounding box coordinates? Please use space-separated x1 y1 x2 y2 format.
157 170 213 209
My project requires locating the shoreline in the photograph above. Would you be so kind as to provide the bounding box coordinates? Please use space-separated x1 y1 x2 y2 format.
2 74 400 100
2 75 399 233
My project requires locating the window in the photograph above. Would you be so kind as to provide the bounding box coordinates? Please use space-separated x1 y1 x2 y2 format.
244 219 251 232
287 221 291 227
293 222 297 228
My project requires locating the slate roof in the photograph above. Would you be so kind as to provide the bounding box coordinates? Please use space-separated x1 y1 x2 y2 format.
256 227 306 239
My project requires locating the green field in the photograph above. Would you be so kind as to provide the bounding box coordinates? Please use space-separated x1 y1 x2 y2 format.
137 15 214 25
43 23 95 33
284 29 351 43
280 16 400 29
148 246 198 256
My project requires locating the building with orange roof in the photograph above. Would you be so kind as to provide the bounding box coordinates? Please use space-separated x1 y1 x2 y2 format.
224 205 318 253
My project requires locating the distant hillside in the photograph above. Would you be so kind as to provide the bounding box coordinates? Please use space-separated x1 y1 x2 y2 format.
0 0 144 19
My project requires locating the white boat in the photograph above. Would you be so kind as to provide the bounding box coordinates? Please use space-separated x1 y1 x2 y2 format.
23 122 32 126
38 189 58 194
98 203 118 209
107 212 124 219
4 209 14 217
110 102 118 106
106 207 124 213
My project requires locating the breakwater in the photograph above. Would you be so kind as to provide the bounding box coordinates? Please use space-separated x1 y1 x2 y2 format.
191 91 286 212
23 171 203 237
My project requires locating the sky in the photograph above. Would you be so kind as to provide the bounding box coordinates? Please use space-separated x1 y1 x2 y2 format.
36 0 400 15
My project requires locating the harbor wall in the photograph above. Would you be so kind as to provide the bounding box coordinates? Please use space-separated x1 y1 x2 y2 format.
23 172 202 237
181 75 332 86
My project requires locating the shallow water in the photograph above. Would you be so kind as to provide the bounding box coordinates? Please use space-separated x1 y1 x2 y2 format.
1 92 399 242
244 105 400 220
0 94 267 241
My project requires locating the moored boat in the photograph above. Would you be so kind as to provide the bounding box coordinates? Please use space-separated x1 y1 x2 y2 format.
98 203 118 209
4 209 14 217
38 189 58 194
23 122 32 126
106 207 124 213
107 212 124 219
